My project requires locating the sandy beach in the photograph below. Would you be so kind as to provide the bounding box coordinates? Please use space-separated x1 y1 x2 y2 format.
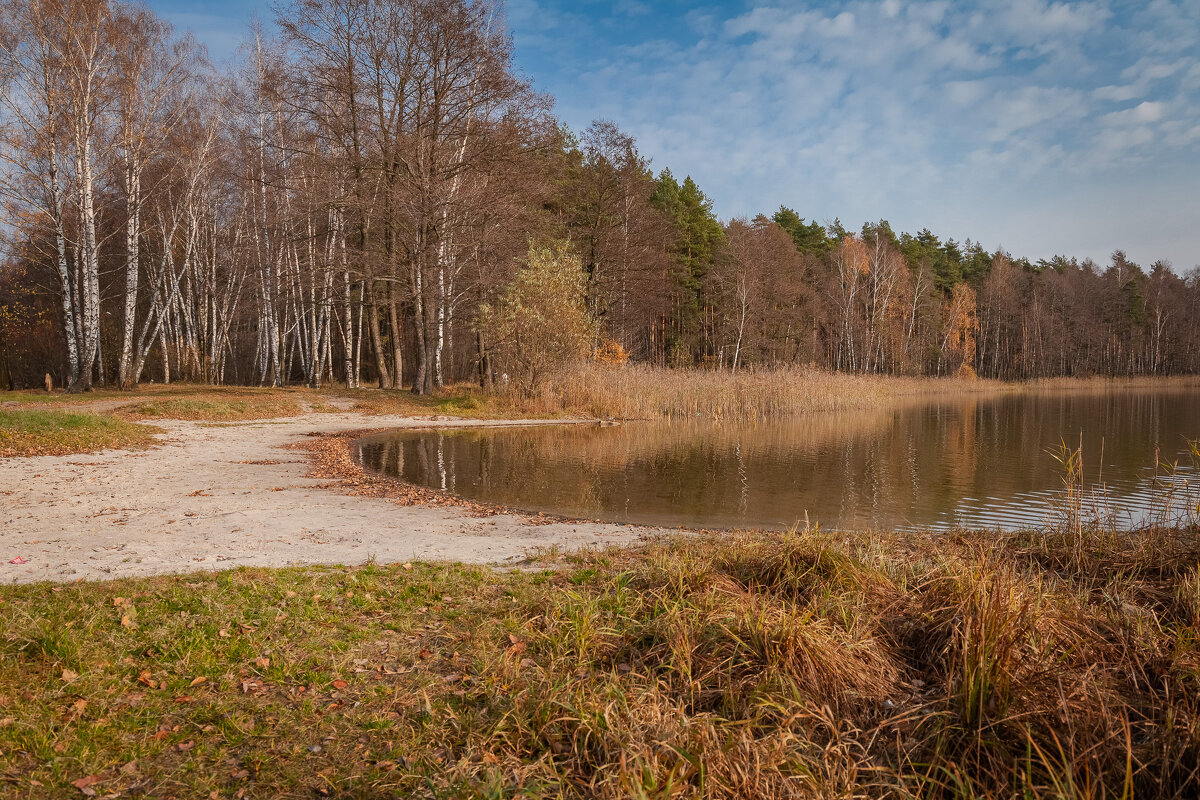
0 413 654 584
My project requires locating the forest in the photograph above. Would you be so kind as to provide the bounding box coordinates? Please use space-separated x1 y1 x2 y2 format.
2 0 1198 392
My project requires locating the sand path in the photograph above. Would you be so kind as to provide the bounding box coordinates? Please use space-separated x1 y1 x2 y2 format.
0 414 656 584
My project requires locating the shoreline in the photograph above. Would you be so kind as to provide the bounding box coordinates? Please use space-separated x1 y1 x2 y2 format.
0 413 661 585
3 373 1198 585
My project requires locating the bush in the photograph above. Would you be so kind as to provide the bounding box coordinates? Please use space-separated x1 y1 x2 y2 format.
480 242 597 394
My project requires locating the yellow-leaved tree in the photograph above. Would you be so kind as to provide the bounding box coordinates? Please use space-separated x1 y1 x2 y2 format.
941 283 978 377
479 242 597 394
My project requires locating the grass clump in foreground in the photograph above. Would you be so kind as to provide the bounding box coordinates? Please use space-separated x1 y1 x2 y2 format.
3 526 1200 798
0 409 160 457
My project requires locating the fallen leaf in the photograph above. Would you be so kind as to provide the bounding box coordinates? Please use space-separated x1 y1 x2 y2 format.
331 679 347 689
402 563 413 571
254 657 270 669
190 676 207 686
175 739 195 751
136 670 155 687
174 695 194 704
71 699 88 714
61 668 78 683
119 760 138 776
218 629 230 638
70 775 103 796
120 615 138 630
506 634 527 657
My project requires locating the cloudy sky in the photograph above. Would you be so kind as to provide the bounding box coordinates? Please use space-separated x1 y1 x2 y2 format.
152 0 1200 270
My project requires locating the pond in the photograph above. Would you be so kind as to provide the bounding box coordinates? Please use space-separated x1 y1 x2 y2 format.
354 388 1200 531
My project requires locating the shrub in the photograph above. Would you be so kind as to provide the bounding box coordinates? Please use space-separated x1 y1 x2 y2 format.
480 242 597 394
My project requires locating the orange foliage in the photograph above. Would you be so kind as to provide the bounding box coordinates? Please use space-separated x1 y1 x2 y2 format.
593 339 630 366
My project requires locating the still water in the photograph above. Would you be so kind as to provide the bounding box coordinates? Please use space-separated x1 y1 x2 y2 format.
355 389 1200 531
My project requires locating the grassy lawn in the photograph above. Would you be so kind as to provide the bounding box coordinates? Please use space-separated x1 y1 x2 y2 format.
118 396 310 422
2 528 1199 798
1 382 526 423
0 410 160 458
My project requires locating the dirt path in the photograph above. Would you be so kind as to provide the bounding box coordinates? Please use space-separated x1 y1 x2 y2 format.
0 414 657 584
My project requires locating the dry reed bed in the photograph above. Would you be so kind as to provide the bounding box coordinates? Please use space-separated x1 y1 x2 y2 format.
511 365 1200 420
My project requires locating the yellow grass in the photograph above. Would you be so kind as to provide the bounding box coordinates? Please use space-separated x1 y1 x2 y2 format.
502 363 995 419
502 365 1200 420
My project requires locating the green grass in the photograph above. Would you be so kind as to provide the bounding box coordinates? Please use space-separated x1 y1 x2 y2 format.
0 389 136 405
2 527 1199 798
0 409 160 457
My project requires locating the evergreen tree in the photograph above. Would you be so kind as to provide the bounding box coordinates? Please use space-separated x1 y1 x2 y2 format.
652 170 724 363
773 206 832 255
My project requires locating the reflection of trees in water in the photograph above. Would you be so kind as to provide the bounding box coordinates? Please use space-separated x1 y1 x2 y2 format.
357 390 1199 530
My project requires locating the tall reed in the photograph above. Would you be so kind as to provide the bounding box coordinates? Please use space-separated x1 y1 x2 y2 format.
502 363 1005 420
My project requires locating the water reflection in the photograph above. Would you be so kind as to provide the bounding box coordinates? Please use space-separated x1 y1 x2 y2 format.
355 389 1200 531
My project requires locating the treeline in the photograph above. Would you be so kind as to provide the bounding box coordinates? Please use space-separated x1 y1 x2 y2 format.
1 0 1197 391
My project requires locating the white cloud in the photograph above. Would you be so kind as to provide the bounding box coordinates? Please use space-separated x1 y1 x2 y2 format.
513 0 1200 268
1094 84 1140 102
1103 101 1167 126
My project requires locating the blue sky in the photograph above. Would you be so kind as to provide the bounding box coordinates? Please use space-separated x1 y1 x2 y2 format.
151 0 1200 270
